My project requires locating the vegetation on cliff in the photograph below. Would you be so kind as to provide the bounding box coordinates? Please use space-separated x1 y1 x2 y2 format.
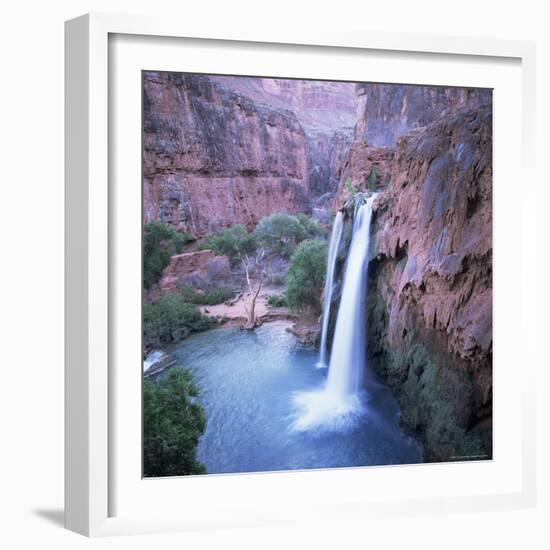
383 338 487 461
367 281 488 461
143 368 206 477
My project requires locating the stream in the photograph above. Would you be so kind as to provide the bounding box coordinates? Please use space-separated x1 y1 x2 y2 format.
166 321 422 475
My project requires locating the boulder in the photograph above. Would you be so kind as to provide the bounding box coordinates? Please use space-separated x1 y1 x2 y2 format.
159 250 231 293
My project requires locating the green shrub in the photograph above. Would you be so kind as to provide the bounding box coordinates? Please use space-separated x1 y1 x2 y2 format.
143 221 192 289
266 293 287 308
201 225 257 266
285 239 327 312
143 368 206 477
270 273 286 286
255 213 307 257
180 286 234 305
143 294 214 346
366 166 379 191
296 213 326 239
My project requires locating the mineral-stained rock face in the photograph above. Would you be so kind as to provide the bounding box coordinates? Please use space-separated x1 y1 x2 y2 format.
212 76 356 134
159 250 231 293
363 104 492 461
307 130 354 197
355 83 492 148
144 72 310 237
372 105 492 359
212 76 356 196
333 142 394 207
321 102 495 461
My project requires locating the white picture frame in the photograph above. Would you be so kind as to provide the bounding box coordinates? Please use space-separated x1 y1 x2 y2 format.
65 13 537 537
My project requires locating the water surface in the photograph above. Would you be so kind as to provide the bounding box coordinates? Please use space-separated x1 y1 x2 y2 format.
168 322 421 474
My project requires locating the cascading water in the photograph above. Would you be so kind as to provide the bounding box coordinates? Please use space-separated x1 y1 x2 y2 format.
325 196 375 399
292 194 376 432
317 211 344 368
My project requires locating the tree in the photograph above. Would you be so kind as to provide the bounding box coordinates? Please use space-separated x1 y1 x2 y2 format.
296 213 325 239
204 224 264 329
242 247 266 329
143 221 192 289
285 239 328 313
203 225 257 265
254 213 307 257
366 166 379 191
143 368 206 477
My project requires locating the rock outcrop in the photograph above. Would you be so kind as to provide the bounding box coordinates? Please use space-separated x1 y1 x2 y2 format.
365 103 493 461
159 249 231 292
144 73 310 237
333 142 394 206
331 97 492 462
355 83 492 148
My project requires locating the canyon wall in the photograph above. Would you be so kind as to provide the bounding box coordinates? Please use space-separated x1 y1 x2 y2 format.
365 103 493 461
355 83 492 148
333 142 394 206
212 76 356 197
143 72 310 237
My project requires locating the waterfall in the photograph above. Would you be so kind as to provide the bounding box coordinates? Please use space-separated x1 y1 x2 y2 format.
317 211 344 368
325 197 374 399
291 195 376 432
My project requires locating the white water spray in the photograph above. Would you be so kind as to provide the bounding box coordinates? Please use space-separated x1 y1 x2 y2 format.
292 195 376 432
317 211 344 368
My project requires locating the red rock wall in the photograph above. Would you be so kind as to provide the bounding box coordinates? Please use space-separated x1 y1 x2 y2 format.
333 142 395 207
373 105 492 363
211 76 356 134
211 76 356 196
306 130 353 197
355 83 492 148
367 104 493 459
143 73 310 237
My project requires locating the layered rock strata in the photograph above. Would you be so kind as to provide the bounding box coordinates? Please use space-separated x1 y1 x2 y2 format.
143 72 310 237
212 76 356 196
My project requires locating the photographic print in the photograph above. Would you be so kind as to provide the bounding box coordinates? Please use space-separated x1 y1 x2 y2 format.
142 72 492 477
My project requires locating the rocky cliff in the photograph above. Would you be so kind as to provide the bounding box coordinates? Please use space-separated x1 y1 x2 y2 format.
143 72 310 237
355 83 492 148
333 141 394 206
365 103 493 461
212 76 356 196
